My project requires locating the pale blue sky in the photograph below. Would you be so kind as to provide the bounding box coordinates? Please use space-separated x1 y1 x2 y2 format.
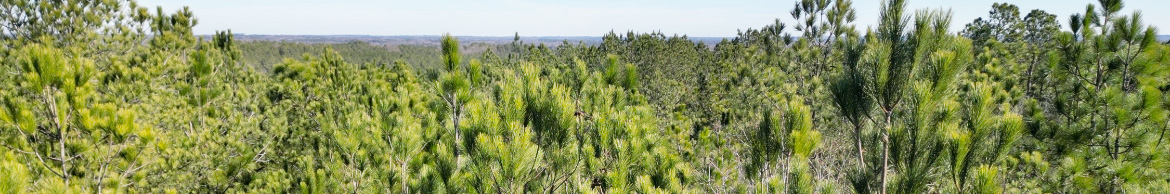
136 0 1167 37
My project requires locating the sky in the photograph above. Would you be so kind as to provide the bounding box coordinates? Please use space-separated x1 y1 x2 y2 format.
135 0 1169 37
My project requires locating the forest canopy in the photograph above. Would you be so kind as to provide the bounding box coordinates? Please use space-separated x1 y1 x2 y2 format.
1 0 1169 193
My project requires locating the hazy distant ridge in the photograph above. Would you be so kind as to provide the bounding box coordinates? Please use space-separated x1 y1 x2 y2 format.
213 34 731 46
221 34 1169 46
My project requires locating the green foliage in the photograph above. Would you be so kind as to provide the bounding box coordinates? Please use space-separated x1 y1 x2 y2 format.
442 34 462 71
0 152 30 193
1 0 1167 193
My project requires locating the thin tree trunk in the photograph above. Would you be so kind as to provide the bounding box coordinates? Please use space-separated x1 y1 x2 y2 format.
95 145 115 194
452 94 461 158
46 89 70 186
402 157 410 194
1024 52 1037 97
854 122 866 170
881 112 891 194
781 153 791 194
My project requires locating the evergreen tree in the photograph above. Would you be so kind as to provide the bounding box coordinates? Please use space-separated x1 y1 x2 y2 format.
1 0 1167 192
1023 0 1168 192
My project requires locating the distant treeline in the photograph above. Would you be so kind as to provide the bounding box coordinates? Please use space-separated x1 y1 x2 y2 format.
3 0 1170 193
238 40 524 73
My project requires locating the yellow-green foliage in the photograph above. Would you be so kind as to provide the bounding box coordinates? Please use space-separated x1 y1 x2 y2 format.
1 0 1167 193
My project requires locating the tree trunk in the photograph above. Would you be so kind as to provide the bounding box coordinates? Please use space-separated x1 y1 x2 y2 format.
854 121 866 170
46 89 70 186
881 113 891 194
1024 53 1037 97
452 94 461 158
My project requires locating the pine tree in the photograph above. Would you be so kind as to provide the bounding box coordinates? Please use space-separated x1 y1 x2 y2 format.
829 1 1027 193
1 43 154 192
1024 0 1168 192
3 0 1169 192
